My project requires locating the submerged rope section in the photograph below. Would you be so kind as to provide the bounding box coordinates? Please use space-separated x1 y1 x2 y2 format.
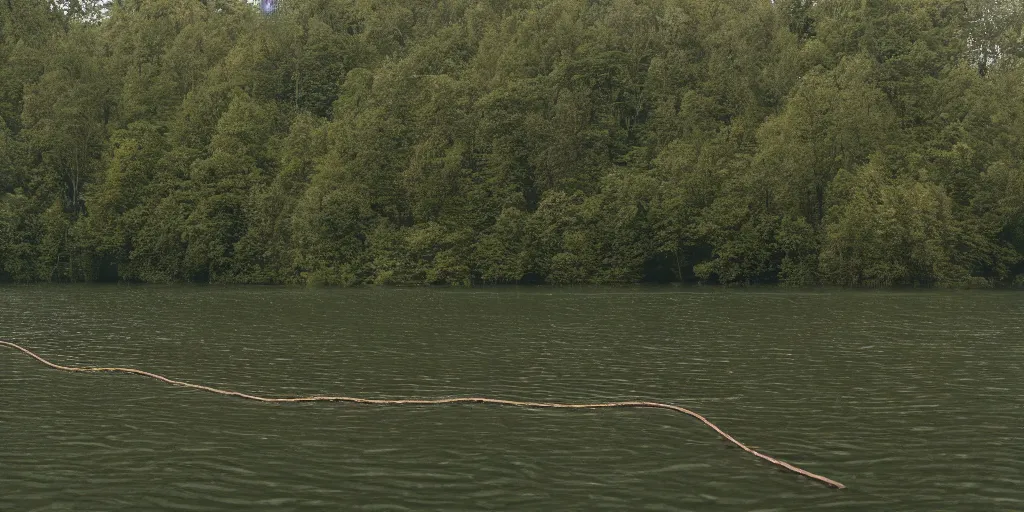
1 340 843 489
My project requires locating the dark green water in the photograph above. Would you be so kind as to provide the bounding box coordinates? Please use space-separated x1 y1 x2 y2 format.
1 287 1021 511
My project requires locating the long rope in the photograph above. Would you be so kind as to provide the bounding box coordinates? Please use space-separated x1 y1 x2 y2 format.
0 339 844 489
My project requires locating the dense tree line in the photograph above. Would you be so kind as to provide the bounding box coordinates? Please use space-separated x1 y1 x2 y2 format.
1 0 1023 286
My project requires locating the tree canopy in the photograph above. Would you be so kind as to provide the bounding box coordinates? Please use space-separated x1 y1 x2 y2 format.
2 0 1023 287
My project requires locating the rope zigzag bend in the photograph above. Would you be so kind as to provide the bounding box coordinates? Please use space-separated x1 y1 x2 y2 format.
0 339 844 489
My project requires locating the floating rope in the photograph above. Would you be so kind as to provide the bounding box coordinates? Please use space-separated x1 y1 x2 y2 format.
0 339 844 489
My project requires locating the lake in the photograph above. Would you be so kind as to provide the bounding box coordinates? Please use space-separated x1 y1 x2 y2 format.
1 286 1021 510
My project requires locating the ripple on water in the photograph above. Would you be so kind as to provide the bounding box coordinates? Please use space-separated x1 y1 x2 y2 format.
1 287 1022 511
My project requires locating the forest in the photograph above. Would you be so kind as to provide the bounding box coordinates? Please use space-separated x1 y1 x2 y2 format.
1 0 1023 287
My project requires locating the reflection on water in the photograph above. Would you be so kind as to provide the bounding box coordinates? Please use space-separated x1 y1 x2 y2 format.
1 286 1022 511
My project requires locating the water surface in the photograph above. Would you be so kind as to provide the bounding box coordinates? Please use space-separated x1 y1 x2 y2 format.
1 286 1022 510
